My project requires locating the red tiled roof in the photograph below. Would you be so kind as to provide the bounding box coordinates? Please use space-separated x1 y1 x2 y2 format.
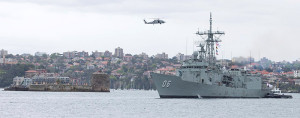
25 70 37 73
286 71 294 74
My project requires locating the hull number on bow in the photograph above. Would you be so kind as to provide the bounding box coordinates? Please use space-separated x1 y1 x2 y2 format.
162 80 171 88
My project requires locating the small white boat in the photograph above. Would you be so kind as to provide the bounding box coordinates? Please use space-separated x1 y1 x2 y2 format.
271 87 281 94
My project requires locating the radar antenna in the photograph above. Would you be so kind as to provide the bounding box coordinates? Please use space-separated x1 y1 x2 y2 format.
196 13 225 65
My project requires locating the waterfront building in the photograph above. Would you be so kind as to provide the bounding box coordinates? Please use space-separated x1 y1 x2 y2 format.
13 76 25 86
13 76 32 87
114 47 124 58
25 70 37 78
31 73 70 85
23 78 32 86
25 69 47 78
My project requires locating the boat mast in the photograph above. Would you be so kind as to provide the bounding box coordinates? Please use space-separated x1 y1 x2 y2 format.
208 13 214 65
196 13 225 66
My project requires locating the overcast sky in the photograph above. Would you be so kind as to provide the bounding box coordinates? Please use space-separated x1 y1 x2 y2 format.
0 0 299 61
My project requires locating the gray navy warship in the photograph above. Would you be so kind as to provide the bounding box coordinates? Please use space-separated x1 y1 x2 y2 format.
151 13 272 98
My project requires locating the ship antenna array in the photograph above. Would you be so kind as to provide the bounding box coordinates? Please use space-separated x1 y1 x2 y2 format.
196 13 225 65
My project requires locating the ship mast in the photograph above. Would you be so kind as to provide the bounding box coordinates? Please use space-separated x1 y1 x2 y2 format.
196 13 225 66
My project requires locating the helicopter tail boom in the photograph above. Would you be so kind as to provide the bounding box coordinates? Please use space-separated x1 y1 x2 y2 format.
143 20 148 24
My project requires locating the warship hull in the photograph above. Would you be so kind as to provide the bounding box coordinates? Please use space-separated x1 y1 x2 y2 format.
152 73 269 98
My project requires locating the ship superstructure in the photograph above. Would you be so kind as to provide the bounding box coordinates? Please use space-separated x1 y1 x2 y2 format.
151 13 271 98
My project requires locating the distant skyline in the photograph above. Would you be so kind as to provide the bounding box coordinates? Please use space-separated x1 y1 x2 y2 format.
0 0 299 61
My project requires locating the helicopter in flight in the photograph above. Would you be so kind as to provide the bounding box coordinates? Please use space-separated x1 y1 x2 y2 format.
144 18 166 25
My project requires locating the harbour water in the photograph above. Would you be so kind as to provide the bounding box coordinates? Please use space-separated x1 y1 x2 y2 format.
0 88 299 118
